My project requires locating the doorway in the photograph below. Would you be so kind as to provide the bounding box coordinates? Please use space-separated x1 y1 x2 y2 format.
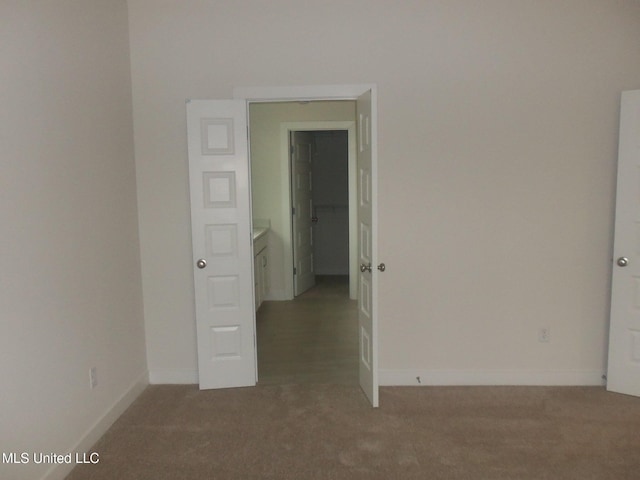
249 102 358 385
291 129 351 297
248 102 359 301
204 83 378 405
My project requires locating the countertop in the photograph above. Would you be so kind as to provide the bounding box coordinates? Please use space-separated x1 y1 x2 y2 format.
253 227 269 241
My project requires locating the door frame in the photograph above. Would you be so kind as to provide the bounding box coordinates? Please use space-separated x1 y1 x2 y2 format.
283 122 358 300
234 84 378 397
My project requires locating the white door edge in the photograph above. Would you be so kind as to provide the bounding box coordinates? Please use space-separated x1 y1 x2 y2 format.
234 84 378 103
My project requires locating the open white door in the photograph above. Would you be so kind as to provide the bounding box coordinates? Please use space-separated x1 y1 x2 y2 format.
291 131 316 296
608 90 640 397
186 99 256 390
357 90 379 407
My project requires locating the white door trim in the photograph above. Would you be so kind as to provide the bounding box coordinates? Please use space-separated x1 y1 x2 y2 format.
234 84 377 102
280 121 357 300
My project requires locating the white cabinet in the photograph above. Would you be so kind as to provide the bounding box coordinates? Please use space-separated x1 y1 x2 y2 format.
253 229 269 311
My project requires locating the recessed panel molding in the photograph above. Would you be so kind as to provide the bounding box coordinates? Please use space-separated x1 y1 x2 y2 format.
360 224 371 262
201 118 235 155
203 172 236 208
359 168 371 206
205 224 238 257
361 327 371 370
210 325 242 359
360 275 371 318
207 275 240 310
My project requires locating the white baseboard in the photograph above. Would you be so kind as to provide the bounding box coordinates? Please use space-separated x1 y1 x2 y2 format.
42 370 148 480
149 368 605 387
379 369 606 387
148 368 198 384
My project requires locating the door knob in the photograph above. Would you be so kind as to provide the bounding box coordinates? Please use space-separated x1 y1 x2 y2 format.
360 263 372 273
377 263 386 272
617 257 629 267
196 259 207 269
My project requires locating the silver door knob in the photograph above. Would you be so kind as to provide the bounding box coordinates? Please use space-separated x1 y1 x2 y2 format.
617 257 629 267
377 263 386 272
360 263 372 273
196 259 207 269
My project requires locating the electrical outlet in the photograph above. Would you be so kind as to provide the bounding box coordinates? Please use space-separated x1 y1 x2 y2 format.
538 327 550 343
89 367 98 389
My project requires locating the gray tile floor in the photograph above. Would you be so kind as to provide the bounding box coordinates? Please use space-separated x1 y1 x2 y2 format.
256 275 359 385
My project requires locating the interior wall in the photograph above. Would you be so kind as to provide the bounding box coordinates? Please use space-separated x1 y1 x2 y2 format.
249 102 355 299
1 2 147 480
127 0 640 385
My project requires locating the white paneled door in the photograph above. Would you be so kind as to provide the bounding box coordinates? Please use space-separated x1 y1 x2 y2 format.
357 90 379 407
186 100 256 390
291 131 316 296
608 90 640 397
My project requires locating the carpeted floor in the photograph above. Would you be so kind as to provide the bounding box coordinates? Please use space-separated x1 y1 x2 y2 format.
66 384 640 480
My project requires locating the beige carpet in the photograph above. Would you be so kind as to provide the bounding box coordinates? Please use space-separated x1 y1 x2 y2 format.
66 384 640 479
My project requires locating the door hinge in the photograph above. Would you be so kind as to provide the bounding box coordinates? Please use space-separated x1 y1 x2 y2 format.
293 267 297 275
292 207 296 215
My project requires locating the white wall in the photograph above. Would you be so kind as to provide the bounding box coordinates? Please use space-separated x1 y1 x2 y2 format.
128 0 640 385
249 102 355 298
1 2 147 479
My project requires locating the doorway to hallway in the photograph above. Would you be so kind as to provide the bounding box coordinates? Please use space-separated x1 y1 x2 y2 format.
238 84 379 405
256 275 358 385
249 102 357 385
291 129 351 297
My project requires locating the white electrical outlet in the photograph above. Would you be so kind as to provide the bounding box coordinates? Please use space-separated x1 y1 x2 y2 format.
89 367 98 389
538 327 550 343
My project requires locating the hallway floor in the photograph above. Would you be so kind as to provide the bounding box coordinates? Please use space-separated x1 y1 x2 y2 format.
256 275 359 385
